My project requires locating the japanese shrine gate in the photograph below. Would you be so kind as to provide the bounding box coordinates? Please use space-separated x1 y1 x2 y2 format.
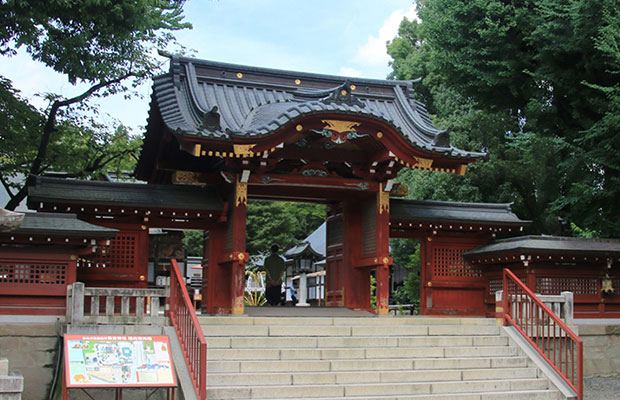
133 56 489 315
7 56 618 317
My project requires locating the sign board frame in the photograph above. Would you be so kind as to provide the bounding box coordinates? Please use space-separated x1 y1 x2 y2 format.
64 334 177 388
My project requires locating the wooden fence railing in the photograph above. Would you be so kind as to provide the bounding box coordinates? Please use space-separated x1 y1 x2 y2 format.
502 268 583 400
169 259 207 400
66 282 167 325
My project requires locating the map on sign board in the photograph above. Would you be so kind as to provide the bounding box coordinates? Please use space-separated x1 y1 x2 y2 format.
64 335 176 387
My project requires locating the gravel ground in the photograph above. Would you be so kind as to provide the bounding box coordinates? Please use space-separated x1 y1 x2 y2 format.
585 377 620 400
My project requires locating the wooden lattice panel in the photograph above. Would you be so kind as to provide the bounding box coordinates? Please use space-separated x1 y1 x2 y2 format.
488 279 502 296
0 263 66 285
432 247 482 279
536 277 598 295
80 233 137 269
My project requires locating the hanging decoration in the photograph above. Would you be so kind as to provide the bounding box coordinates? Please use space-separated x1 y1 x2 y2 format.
235 178 247 207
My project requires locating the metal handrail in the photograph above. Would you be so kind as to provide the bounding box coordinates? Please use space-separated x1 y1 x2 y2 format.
502 268 583 399
169 259 207 400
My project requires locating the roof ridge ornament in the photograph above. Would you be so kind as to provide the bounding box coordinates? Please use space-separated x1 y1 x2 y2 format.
432 130 451 147
293 80 365 107
202 106 221 131
323 80 365 107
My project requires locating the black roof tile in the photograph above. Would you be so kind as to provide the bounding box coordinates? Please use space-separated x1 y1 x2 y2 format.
145 56 486 160
27 176 224 211
7 212 118 237
390 199 530 227
463 235 620 258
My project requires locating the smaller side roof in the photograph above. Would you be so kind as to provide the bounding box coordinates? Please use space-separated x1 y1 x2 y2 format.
27 175 224 212
390 199 530 227
2 212 118 237
463 235 620 259
284 241 325 261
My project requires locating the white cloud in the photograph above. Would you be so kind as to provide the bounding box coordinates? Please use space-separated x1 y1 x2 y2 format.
353 6 417 67
338 67 364 78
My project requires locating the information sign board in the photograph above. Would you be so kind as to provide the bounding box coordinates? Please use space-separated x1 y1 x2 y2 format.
64 334 176 387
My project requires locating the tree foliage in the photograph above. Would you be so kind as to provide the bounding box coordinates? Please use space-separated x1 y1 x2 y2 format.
390 238 421 304
246 200 325 256
0 0 190 210
388 0 620 237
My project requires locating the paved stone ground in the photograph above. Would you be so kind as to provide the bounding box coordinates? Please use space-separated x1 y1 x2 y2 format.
585 377 620 400
244 306 376 317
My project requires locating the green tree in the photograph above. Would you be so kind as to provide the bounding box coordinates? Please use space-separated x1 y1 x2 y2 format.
246 200 325 256
0 78 142 207
0 0 190 209
182 230 204 257
388 0 620 237
390 239 421 305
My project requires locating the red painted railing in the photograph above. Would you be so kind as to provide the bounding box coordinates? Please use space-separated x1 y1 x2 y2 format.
502 268 583 400
169 259 207 400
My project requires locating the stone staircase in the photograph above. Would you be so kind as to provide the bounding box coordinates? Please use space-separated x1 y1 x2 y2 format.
199 315 564 400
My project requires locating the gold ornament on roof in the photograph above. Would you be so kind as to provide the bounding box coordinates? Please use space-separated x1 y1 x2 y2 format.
233 144 256 157
322 120 360 133
311 120 366 145
413 156 434 169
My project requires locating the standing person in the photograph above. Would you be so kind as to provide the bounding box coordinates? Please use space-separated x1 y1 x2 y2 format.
264 244 286 306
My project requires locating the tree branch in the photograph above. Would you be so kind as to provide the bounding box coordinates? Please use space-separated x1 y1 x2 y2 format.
29 72 138 177
0 173 15 200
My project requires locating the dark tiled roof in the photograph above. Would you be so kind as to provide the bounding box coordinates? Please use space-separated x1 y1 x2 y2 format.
8 212 117 237
284 241 325 261
27 176 224 211
390 199 530 227
146 56 486 160
463 236 620 258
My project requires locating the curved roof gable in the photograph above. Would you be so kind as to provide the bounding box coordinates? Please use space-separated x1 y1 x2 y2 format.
147 56 486 161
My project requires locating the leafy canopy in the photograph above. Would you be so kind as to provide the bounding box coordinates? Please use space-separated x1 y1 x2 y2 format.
388 0 620 237
0 0 190 85
0 0 191 210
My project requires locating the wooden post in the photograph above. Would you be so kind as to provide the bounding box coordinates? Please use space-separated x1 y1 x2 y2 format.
376 263 390 315
495 290 505 325
342 198 370 310
230 177 248 315
375 184 391 315
561 291 574 324
71 282 84 325
202 177 248 314
202 224 229 314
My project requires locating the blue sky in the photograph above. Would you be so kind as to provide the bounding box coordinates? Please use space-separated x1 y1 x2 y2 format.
0 0 416 132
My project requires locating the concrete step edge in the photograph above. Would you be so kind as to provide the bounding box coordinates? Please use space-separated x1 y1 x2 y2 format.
207 374 549 387
252 389 560 400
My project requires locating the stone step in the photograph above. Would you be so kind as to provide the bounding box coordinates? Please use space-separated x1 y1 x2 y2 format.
200 324 501 337
206 379 551 399
206 356 530 373
206 335 509 349
206 367 539 386
0 358 8 376
261 390 560 400
207 345 516 361
197 316 497 327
